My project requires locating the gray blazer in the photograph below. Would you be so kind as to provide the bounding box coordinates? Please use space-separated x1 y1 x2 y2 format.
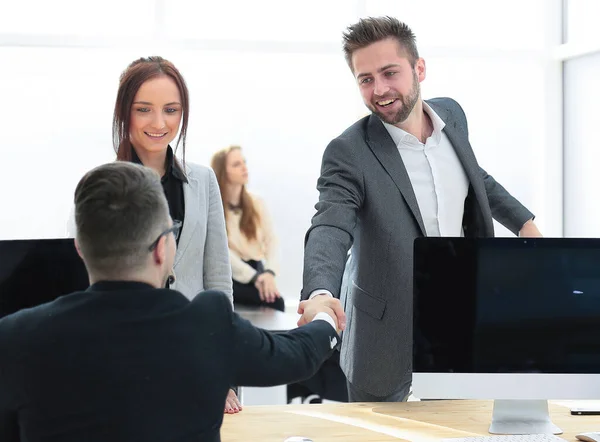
301 97 534 396
67 163 233 304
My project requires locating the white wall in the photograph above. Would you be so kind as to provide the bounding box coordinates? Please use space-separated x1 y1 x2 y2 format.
0 0 563 300
562 0 600 237
563 52 600 237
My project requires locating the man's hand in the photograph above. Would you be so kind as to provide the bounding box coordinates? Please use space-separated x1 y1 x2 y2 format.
297 295 346 332
519 219 543 238
224 388 242 414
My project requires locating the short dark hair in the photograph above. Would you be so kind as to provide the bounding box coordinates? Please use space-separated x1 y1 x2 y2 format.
74 162 170 276
113 56 189 168
342 16 419 70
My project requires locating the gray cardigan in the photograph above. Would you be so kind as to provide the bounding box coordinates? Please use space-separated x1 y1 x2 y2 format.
67 163 233 304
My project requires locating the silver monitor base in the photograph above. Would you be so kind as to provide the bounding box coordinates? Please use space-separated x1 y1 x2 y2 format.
489 400 562 435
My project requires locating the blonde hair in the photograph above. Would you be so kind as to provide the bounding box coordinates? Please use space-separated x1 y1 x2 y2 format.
211 146 260 240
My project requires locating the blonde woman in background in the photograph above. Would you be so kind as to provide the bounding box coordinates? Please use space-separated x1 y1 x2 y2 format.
211 146 285 312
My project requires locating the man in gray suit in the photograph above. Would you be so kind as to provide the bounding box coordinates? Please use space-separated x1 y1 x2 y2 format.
299 16 543 402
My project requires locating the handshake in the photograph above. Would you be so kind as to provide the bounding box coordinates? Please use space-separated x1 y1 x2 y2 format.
296 295 346 333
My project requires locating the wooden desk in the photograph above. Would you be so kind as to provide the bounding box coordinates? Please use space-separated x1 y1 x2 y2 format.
234 305 299 332
222 400 600 441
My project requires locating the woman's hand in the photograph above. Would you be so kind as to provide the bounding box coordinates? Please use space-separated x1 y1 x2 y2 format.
255 272 280 303
224 389 242 414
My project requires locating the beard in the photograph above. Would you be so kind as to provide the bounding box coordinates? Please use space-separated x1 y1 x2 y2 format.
370 70 420 125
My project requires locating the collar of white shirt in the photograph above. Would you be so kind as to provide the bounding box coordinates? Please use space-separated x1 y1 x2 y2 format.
381 101 446 148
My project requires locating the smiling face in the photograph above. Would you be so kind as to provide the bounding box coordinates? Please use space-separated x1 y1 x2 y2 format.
352 38 425 126
129 76 183 154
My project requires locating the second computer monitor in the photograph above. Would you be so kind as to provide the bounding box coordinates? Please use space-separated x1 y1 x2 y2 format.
412 237 600 434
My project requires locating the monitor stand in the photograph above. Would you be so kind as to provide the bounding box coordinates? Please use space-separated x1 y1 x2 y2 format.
489 400 562 435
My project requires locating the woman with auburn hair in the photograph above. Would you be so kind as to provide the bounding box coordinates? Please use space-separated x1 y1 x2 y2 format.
211 146 285 312
111 56 233 303
68 56 242 414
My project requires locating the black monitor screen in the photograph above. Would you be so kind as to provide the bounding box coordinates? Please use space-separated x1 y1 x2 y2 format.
413 237 600 374
0 239 89 319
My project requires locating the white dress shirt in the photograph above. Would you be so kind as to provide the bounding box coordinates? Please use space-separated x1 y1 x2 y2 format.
313 311 337 333
381 102 469 237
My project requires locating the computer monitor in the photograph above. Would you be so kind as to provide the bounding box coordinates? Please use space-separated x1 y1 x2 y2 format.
0 239 89 319
413 237 600 435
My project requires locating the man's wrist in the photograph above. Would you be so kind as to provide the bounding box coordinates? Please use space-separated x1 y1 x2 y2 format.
312 311 336 331
309 289 333 300
519 218 541 237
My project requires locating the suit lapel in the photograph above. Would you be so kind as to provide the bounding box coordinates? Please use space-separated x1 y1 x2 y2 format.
366 115 426 235
428 101 488 211
428 101 480 189
427 100 493 235
174 169 199 268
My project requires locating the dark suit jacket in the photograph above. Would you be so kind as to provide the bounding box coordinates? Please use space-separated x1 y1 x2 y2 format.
0 281 338 442
302 97 534 396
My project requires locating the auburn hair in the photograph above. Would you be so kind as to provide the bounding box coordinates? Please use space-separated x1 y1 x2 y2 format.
112 56 189 168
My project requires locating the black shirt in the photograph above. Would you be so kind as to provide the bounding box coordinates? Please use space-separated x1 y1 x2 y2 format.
131 146 187 243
